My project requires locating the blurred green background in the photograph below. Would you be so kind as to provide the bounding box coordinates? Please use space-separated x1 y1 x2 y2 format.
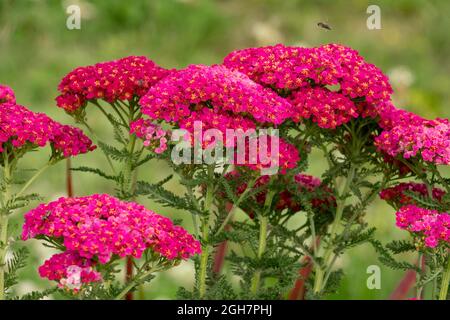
1 0 449 300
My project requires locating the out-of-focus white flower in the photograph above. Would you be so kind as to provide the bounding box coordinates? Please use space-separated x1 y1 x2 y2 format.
388 66 414 88
251 21 284 45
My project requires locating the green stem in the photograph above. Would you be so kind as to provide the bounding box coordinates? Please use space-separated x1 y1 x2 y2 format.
250 215 268 295
15 163 50 199
114 265 160 300
120 102 138 200
198 167 215 299
312 267 324 295
121 134 137 199
416 252 423 299
313 165 355 295
250 187 275 296
215 176 258 236
0 214 8 300
80 119 116 174
0 157 12 300
439 256 450 300
432 255 438 299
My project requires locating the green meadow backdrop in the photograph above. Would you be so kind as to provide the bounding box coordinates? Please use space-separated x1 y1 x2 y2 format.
1 0 449 299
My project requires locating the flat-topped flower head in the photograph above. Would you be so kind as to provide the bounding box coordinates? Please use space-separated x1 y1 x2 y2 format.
375 117 450 165
0 102 95 157
139 64 293 128
22 194 201 263
0 84 16 104
395 205 450 248
56 56 171 113
224 43 392 103
223 44 311 90
224 44 393 128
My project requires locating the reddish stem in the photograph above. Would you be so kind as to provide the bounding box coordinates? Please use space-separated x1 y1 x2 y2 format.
288 237 320 300
389 269 416 300
288 256 313 300
212 203 233 276
389 257 423 300
66 158 73 197
125 257 134 300
213 228 230 275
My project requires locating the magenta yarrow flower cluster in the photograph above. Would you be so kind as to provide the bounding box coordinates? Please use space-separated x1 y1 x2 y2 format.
22 194 201 267
138 64 300 172
396 205 450 248
0 94 95 157
375 117 450 165
0 84 16 104
130 119 169 154
139 64 293 131
56 56 171 113
380 182 446 208
236 135 300 174
290 87 358 129
223 43 392 129
377 103 425 131
38 251 101 291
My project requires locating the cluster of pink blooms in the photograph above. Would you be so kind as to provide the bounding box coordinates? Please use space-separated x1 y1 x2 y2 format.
130 119 169 154
290 87 358 129
225 171 335 215
235 135 300 174
374 117 450 165
177 108 258 147
376 103 425 131
223 43 392 129
56 56 171 113
0 84 16 104
139 64 292 132
0 87 95 157
395 205 450 248
22 194 201 268
38 251 101 291
380 182 446 208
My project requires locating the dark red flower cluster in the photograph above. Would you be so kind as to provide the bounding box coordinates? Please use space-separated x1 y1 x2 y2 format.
224 171 336 215
380 182 446 208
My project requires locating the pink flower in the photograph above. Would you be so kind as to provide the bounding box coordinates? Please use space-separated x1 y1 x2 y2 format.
395 205 450 248
130 119 169 154
56 56 171 113
233 135 300 174
23 194 201 263
38 251 101 291
223 43 393 128
139 64 293 131
0 100 95 157
290 87 358 129
375 117 450 165
0 84 16 104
